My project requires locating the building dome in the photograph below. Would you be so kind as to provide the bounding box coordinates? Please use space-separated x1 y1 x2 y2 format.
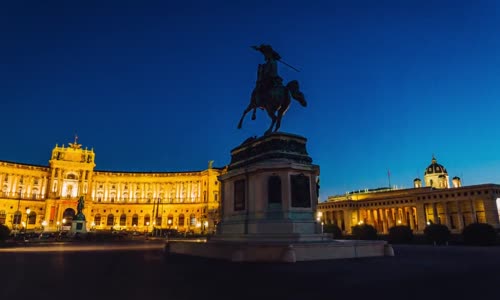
424 156 448 175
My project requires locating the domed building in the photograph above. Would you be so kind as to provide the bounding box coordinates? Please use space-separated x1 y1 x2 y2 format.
424 156 449 188
318 155 500 234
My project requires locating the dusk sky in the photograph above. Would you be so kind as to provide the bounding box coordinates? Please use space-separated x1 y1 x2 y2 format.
1 1 500 201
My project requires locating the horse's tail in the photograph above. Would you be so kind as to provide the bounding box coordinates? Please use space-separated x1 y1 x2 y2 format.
286 80 307 106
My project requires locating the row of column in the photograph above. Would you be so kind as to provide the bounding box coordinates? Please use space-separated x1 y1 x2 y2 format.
91 180 203 202
0 173 48 198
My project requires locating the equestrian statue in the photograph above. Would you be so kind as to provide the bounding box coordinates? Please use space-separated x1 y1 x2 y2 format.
237 44 307 135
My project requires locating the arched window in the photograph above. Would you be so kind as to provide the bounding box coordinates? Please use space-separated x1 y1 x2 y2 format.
67 174 77 180
94 214 101 225
144 214 150 226
13 211 21 225
28 212 36 225
178 214 185 227
132 214 138 226
0 210 6 225
107 214 114 226
120 214 126 226
190 214 196 226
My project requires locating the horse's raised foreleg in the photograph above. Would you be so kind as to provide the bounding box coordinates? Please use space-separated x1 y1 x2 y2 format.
237 103 255 129
251 108 257 120
264 108 277 135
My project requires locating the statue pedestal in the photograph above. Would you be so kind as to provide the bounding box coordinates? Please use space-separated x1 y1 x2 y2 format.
70 213 87 235
166 133 392 262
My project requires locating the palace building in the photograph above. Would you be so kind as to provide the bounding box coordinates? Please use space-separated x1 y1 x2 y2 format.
318 156 500 234
0 139 224 233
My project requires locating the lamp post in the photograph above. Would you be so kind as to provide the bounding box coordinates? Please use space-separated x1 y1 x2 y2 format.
41 220 47 232
203 220 208 235
25 208 31 232
146 221 150 235
62 218 66 232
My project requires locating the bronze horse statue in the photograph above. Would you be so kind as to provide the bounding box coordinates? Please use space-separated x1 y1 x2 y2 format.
237 80 307 135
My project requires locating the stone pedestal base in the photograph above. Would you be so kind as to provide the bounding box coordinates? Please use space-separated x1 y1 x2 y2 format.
70 220 87 234
166 239 393 263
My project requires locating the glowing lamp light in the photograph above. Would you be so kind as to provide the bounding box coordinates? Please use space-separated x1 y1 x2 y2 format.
426 221 431 225
196 222 201 228
26 208 31 215
203 221 208 227
41 220 47 227
397 220 402 224
91 222 96 227
167 219 172 225
146 222 150 226
62 218 66 224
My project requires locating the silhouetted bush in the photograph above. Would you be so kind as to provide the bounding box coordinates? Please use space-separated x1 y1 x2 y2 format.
462 223 497 246
424 224 451 245
0 224 10 242
351 224 378 240
388 225 413 244
323 224 342 239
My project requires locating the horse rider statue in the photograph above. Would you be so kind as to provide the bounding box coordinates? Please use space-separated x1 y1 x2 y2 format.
237 44 307 135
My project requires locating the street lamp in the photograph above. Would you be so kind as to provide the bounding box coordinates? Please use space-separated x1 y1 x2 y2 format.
25 208 31 232
62 218 66 232
203 220 208 235
41 220 47 232
146 221 150 234
56 221 60 232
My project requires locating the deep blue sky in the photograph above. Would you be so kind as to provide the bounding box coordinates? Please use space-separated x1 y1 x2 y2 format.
1 0 500 201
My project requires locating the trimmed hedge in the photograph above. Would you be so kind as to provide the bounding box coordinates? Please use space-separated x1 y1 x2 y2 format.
424 224 451 245
388 225 413 244
0 224 10 242
462 223 497 246
351 224 378 240
323 224 342 239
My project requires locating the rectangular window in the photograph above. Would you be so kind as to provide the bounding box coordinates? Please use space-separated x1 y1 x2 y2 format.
234 179 246 211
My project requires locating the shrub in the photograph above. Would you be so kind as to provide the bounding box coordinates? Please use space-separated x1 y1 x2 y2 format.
424 224 451 245
388 225 413 244
0 224 10 242
323 224 342 239
351 224 378 240
462 223 497 246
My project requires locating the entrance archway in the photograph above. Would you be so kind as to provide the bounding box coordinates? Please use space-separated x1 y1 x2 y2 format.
62 208 76 226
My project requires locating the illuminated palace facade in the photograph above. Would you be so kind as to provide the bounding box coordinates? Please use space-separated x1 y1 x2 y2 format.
318 156 500 234
0 140 224 233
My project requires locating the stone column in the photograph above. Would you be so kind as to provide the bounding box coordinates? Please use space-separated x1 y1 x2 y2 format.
432 203 439 224
443 202 450 228
410 207 416 230
415 202 426 232
456 201 464 230
379 208 387 233
470 199 477 223
484 198 500 228
343 209 352 233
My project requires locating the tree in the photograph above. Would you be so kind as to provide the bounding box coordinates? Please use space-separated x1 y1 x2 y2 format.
424 224 450 245
462 223 497 246
388 225 413 244
323 224 342 239
351 224 378 240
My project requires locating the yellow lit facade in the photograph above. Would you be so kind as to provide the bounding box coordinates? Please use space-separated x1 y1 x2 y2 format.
0 140 224 233
318 156 500 234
